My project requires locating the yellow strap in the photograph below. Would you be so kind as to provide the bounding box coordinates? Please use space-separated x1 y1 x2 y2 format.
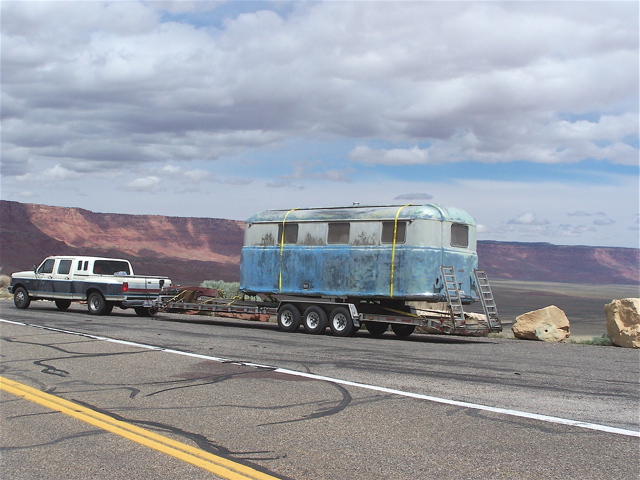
278 208 299 292
390 204 412 297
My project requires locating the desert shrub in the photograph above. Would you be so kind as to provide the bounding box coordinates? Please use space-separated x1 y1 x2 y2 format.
0 275 11 299
589 334 612 346
571 334 612 346
200 280 240 298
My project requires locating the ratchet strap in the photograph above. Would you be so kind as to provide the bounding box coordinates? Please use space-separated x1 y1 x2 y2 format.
278 208 299 293
390 204 412 298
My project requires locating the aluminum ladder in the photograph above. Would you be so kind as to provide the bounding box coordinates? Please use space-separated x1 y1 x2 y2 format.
473 269 501 330
440 266 466 328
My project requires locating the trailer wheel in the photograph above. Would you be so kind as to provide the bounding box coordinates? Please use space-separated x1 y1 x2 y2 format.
13 287 31 309
277 304 301 332
303 306 327 334
365 322 388 337
391 324 415 338
87 292 110 315
55 299 71 311
329 307 355 337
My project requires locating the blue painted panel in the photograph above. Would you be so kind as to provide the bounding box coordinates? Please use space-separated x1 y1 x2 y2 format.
240 244 478 300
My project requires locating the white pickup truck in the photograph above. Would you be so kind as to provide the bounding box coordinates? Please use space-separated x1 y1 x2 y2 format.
9 256 171 316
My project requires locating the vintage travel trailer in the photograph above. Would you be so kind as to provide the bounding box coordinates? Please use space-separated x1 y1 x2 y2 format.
240 204 479 303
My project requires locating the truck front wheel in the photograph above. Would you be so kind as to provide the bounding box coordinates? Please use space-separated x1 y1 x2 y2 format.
277 304 301 332
87 292 110 315
13 287 31 309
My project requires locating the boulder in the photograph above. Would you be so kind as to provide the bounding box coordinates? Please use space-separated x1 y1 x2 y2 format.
512 305 570 342
604 298 640 348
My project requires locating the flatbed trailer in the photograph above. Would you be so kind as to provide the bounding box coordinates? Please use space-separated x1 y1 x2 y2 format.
155 271 502 338
156 204 503 338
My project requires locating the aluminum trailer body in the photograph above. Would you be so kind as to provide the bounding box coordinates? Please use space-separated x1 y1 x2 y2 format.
241 204 479 302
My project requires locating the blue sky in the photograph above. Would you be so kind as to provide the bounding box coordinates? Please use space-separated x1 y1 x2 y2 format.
1 1 638 248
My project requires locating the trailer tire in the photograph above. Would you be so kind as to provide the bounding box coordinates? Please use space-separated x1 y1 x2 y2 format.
329 307 355 337
303 306 327 334
13 287 31 309
365 322 388 337
277 304 301 332
391 324 415 338
55 299 71 311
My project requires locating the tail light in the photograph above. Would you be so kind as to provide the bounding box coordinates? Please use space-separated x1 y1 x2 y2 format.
122 282 129 293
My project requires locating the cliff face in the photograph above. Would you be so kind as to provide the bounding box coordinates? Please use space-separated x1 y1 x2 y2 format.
1 200 638 286
0 201 243 284
476 241 639 285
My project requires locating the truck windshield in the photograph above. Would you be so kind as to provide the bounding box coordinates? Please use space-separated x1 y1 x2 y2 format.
93 260 131 275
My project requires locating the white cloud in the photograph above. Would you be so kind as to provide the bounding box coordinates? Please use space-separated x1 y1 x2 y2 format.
0 1 637 247
508 212 550 226
122 176 161 192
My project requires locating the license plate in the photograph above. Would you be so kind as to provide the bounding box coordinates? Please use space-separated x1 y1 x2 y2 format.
143 300 152 307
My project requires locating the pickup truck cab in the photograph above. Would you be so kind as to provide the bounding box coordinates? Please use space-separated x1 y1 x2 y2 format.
9 256 171 316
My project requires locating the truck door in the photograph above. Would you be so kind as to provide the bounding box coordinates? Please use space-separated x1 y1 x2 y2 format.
51 259 74 299
35 258 56 295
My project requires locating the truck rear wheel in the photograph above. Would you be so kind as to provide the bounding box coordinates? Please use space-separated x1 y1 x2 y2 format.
13 287 31 309
303 306 327 334
277 304 301 332
330 307 354 337
365 322 388 337
87 292 110 315
55 299 71 311
134 307 157 317
391 324 415 338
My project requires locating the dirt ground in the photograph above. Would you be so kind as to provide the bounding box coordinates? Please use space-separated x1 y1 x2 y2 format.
486 280 639 339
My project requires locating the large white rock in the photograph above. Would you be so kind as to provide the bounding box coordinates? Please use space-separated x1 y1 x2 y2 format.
512 305 570 342
605 298 640 348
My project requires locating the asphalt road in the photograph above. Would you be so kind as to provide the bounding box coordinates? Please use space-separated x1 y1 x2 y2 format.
1 300 638 480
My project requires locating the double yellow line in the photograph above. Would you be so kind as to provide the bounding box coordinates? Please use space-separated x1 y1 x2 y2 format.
0 376 281 480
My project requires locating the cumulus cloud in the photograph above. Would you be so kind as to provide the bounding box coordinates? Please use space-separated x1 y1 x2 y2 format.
1 1 637 247
122 176 161 192
348 146 430 166
508 212 550 226
2 1 637 181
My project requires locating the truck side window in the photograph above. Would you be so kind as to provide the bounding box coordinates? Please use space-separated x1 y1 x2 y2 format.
328 223 350 244
451 224 469 248
58 260 72 275
38 259 55 274
381 221 406 244
278 223 299 244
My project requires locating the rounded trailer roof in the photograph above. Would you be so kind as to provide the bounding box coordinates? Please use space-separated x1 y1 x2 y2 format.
246 204 476 225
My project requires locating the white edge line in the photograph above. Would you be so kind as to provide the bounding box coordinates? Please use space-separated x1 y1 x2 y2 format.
2 318 639 438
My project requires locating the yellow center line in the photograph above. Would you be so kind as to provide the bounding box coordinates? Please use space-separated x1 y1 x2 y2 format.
0 376 282 480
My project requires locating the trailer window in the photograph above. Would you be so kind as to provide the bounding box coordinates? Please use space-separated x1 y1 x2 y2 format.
328 223 350 244
278 223 299 244
451 224 469 248
37 259 55 274
57 260 72 275
381 221 406 244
